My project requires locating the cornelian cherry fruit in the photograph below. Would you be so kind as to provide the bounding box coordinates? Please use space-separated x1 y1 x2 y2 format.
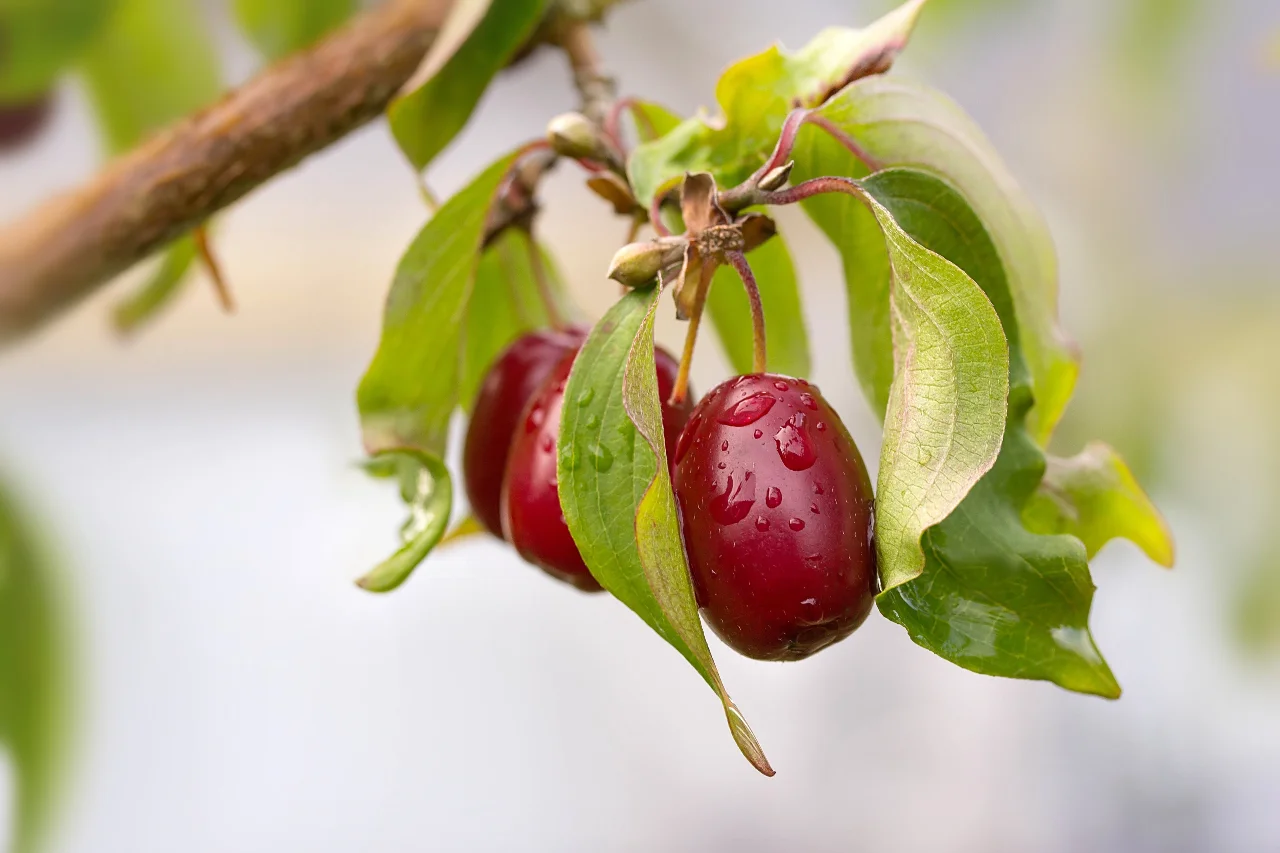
501 343 691 592
462 327 586 538
673 373 876 660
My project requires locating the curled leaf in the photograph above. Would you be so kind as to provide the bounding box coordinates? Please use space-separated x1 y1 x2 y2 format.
356 452 453 593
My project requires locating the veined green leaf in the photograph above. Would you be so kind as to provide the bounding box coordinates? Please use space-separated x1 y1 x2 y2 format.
0 0 116 99
79 0 222 332
856 169 1009 591
389 0 549 172
811 76 1077 443
356 150 524 589
706 230 810 378
355 452 453 592
0 478 68 853
559 288 772 776
1024 442 1174 567
627 0 928 208
233 0 355 60
862 170 1127 696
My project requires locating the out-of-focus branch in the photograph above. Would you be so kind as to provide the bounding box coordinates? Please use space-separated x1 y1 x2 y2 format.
0 0 451 344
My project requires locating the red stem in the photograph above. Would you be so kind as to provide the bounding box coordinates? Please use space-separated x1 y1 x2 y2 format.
726 251 767 373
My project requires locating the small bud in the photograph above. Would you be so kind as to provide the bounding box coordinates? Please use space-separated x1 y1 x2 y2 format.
758 160 794 192
547 112 606 161
608 239 684 288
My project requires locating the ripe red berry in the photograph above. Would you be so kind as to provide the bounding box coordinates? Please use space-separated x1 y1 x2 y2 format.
501 344 692 592
462 327 586 538
673 374 876 660
0 94 53 152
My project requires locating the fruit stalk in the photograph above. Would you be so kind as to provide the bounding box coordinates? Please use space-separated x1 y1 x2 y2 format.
726 251 768 374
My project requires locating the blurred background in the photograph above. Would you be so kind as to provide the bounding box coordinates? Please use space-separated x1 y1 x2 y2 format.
1 0 1278 850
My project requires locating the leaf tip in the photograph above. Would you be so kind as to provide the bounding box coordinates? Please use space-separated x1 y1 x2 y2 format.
724 702 775 777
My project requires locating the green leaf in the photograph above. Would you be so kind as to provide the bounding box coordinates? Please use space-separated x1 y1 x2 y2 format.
706 230 810 378
862 171 1124 697
810 76 1077 443
388 0 549 172
109 235 198 334
0 0 116 99
461 228 567 412
0 477 68 853
358 150 520 455
627 0 928 208
356 149 524 588
857 169 1009 592
559 288 772 776
233 0 355 60
79 0 223 331
1023 442 1174 568
355 452 453 592
877 384 1122 698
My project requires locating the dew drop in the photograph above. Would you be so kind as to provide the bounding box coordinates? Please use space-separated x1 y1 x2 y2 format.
673 412 701 465
585 414 600 430
799 393 818 410
816 421 827 432
588 443 613 471
710 471 756 525
554 380 566 394
548 475 558 488
773 380 790 392
774 413 817 471
721 440 729 452
814 483 824 495
810 502 820 514
577 387 595 406
526 403 546 432
765 486 782 508
755 516 770 532
717 461 726 470
541 435 555 453
753 429 763 439
788 517 806 531
716 391 776 427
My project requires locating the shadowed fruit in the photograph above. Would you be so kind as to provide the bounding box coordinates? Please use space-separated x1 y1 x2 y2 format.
673 373 876 660
0 94 53 152
463 327 586 538
502 343 692 592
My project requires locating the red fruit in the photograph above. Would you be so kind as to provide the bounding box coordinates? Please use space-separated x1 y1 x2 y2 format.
463 327 586 538
0 94 53 152
673 374 876 661
502 345 692 592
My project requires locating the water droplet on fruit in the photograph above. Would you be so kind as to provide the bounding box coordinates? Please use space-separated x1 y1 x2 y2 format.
814 483 824 495
801 597 817 606
753 429 763 439
815 421 827 432
766 487 782 508
799 393 818 410
774 413 817 471
541 435 555 453
810 503 820 514
717 391 776 426
674 413 701 465
773 380 789 392
789 517 806 531
717 461 726 470
755 516 769 531
526 403 546 432
548 475 557 488
588 443 613 471
577 388 595 406
721 440 729 451
710 471 756 525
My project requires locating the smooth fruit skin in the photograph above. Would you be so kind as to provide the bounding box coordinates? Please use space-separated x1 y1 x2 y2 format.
0 94 53 152
463 327 586 538
501 345 692 592
673 374 876 661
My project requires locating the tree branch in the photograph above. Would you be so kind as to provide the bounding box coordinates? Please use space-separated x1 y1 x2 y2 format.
0 0 452 344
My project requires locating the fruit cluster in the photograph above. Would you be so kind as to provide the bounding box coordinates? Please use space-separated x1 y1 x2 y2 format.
463 327 877 662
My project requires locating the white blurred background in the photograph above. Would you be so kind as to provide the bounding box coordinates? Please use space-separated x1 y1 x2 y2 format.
1 0 1279 850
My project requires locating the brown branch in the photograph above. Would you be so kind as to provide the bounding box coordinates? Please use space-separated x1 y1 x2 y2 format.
0 0 452 344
